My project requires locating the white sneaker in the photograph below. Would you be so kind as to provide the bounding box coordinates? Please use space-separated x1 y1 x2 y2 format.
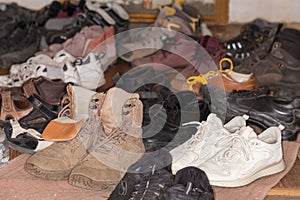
198 125 285 187
170 113 249 174
0 54 63 87
54 50 105 90
75 52 106 89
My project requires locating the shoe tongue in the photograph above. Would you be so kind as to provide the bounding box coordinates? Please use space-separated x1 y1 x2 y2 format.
101 87 142 135
224 115 248 133
239 126 257 139
206 113 223 131
227 126 257 149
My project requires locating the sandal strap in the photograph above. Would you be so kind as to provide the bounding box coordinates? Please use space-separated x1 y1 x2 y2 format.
1 91 14 113
0 91 33 121
27 94 58 120
22 77 68 105
22 78 39 99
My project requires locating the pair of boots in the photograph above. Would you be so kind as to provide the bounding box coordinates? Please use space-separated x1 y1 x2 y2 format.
24 87 145 191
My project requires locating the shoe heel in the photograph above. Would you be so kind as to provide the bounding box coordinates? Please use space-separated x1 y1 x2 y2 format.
210 159 285 187
254 159 285 180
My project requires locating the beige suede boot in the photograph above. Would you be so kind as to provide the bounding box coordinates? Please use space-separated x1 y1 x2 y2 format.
24 93 105 180
68 87 145 191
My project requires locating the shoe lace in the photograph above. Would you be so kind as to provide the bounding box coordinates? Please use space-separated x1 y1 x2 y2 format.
214 133 254 162
130 165 167 200
88 118 130 153
182 121 206 150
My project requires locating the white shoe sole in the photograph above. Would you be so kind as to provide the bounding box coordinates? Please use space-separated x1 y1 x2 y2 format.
209 159 285 187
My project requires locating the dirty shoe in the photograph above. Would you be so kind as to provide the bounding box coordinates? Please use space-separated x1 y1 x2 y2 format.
24 93 105 180
68 87 145 191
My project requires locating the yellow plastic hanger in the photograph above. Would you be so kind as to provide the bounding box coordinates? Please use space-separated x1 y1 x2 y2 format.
186 58 234 90
219 57 233 73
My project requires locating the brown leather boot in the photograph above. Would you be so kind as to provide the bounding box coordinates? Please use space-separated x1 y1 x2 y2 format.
24 93 105 180
68 87 145 191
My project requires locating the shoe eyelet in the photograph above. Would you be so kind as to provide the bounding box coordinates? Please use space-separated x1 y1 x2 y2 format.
278 63 284 70
74 58 83 65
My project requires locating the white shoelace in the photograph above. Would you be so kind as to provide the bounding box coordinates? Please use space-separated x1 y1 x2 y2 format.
215 133 253 162
182 121 207 150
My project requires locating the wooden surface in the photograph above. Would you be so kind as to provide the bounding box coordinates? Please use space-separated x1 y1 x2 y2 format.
267 148 300 198
124 0 229 24
266 155 300 199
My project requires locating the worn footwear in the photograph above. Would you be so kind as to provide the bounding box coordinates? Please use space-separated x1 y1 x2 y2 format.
24 92 105 179
154 3 202 36
132 33 220 79
3 93 62 154
0 91 32 124
45 14 95 45
240 41 300 100
170 113 249 174
63 84 97 120
118 27 176 63
68 87 145 190
85 0 129 33
224 18 282 66
200 85 300 141
199 125 285 187
38 24 107 58
173 57 260 94
132 33 201 74
0 23 40 67
108 149 174 200
74 52 106 89
0 54 63 87
3 119 53 154
142 90 210 151
164 166 214 200
199 35 227 66
22 76 68 106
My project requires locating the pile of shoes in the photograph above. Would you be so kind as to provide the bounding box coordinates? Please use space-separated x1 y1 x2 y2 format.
0 2 121 88
117 0 207 63
0 1 128 155
0 0 298 199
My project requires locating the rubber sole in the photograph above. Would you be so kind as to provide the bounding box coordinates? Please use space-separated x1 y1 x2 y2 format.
24 162 71 180
267 83 300 101
209 159 285 187
68 174 118 191
8 140 36 155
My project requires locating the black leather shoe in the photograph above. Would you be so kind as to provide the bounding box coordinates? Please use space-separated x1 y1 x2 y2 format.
0 22 40 65
108 149 174 200
224 18 282 66
164 167 215 200
115 66 210 150
142 90 210 151
200 85 300 141
235 41 300 100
